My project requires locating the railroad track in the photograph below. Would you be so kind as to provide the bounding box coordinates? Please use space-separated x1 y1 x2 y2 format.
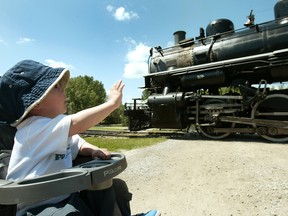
80 129 186 138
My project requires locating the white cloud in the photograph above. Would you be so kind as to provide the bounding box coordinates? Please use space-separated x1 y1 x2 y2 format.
44 59 75 70
106 5 139 21
106 5 114 12
16 37 34 44
124 61 147 78
123 41 150 79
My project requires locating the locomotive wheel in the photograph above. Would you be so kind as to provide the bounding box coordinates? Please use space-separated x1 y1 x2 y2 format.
251 94 288 142
197 99 235 139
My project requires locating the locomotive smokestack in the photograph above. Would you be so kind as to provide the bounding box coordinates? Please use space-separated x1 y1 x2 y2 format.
173 31 186 45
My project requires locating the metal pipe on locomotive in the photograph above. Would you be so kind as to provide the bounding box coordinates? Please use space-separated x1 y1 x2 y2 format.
124 0 288 142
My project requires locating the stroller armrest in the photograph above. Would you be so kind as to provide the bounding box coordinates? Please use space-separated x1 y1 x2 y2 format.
0 153 127 205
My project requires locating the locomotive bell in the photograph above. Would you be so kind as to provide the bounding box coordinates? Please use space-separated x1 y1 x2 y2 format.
206 19 234 37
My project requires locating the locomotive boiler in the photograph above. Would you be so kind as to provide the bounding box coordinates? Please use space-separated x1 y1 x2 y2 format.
125 0 288 142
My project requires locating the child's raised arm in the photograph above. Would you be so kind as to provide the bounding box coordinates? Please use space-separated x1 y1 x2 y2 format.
69 80 125 136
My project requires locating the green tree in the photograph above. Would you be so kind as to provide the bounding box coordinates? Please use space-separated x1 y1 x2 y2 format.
141 89 151 100
103 104 126 125
65 76 106 114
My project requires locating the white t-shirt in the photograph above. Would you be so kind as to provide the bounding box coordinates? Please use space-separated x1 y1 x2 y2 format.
6 114 86 214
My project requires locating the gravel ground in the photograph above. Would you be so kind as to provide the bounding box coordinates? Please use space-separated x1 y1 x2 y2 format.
118 134 288 216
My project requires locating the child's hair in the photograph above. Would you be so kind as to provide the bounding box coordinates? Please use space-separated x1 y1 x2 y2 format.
0 60 70 126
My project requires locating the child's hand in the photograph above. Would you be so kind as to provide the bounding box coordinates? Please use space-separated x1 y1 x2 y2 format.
108 80 125 109
91 148 111 160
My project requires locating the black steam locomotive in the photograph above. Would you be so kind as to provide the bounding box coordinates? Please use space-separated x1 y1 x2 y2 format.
125 0 288 142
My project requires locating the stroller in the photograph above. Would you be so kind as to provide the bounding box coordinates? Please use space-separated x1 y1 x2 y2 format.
0 125 127 216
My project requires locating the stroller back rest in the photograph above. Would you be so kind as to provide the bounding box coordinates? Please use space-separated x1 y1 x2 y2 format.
0 125 17 215
0 125 16 151
0 150 11 180
0 125 16 180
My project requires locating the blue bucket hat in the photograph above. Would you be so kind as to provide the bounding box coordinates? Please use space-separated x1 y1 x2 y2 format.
0 60 70 126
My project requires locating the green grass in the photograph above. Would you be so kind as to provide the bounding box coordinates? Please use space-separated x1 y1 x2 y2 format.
90 125 128 131
83 136 167 152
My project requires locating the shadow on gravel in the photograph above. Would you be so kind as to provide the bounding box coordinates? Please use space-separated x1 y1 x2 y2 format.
171 132 288 145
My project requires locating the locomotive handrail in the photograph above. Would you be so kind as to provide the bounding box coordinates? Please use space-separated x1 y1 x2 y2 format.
0 153 127 205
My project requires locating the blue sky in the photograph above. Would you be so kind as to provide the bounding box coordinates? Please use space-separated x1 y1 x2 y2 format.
0 0 276 103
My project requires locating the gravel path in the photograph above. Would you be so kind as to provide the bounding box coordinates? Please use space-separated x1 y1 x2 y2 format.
118 134 288 216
